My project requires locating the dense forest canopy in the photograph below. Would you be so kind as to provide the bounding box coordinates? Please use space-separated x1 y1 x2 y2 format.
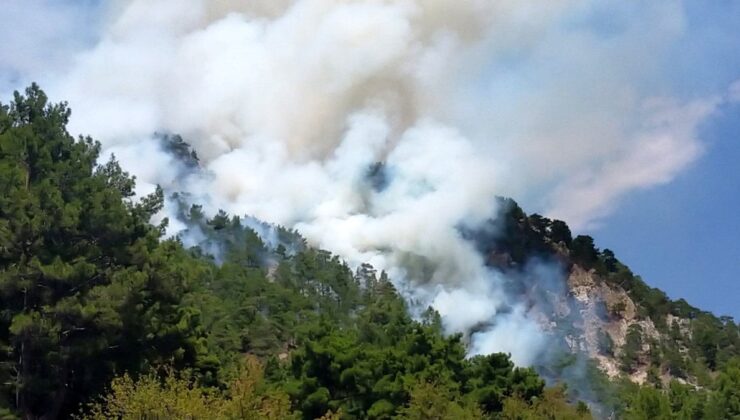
0 86 738 419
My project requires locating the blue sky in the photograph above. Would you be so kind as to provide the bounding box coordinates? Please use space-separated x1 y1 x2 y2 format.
594 100 740 318
1 0 738 319
587 1 740 319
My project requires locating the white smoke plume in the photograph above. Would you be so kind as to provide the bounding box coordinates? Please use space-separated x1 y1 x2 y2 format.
6 0 738 365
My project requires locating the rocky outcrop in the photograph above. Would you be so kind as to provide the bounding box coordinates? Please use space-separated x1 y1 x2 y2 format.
558 265 689 385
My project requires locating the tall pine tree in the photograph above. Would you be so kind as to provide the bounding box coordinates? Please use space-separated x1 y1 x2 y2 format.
0 85 211 418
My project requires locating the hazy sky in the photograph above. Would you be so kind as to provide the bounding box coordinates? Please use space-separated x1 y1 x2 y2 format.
596 100 740 319
585 0 740 319
1 0 738 320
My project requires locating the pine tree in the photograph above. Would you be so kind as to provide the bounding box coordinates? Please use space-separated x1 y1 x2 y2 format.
0 85 211 418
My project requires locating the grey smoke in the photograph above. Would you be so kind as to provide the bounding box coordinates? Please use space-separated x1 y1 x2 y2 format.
8 0 739 366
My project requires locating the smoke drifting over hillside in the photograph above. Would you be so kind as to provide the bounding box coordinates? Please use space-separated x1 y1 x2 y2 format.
8 0 738 364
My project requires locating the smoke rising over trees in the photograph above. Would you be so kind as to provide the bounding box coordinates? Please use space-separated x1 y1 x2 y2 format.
1 87 739 418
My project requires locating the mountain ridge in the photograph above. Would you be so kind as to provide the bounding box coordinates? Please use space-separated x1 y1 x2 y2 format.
477 198 739 389
159 107 740 414
1 85 738 419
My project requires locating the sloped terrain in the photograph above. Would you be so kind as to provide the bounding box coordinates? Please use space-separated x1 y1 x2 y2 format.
1 86 739 419
475 198 740 392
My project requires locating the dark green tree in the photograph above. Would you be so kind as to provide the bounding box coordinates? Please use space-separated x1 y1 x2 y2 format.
0 85 211 418
705 357 740 419
570 235 599 268
620 324 643 373
549 220 572 247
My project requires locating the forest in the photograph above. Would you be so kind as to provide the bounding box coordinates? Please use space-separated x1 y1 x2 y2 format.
0 86 738 419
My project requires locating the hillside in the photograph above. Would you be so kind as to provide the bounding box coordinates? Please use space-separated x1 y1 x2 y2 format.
472 198 740 415
476 198 739 382
1 86 739 419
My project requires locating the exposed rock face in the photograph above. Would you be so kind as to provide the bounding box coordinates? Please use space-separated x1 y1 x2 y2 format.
543 264 687 385
471 198 737 391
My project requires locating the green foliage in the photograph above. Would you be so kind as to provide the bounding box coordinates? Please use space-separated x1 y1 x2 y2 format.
396 381 483 419
596 329 614 356
570 236 599 269
705 357 740 419
157 132 199 168
466 197 739 388
600 249 618 273
80 356 293 420
623 386 673 420
1 86 737 419
549 220 573 247
500 386 592 420
468 198 568 267
172 208 582 419
621 324 643 373
593 358 740 419
0 85 212 418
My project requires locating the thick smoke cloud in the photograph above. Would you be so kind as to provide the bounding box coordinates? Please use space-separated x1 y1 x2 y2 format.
5 0 738 365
